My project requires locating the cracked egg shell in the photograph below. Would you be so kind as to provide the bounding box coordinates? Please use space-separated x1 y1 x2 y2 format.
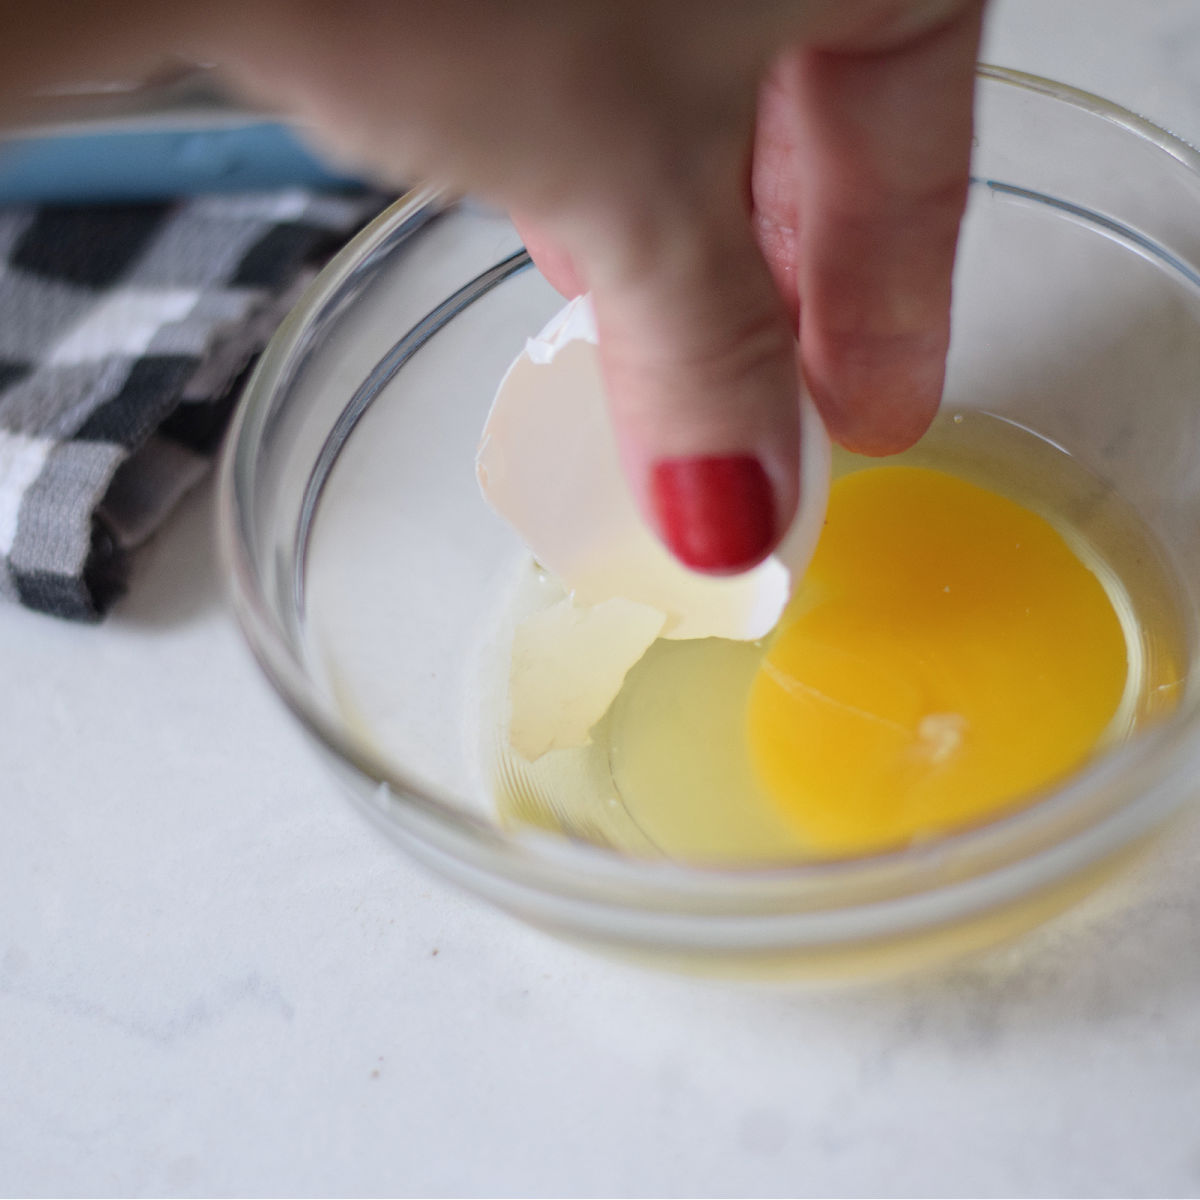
476 295 831 642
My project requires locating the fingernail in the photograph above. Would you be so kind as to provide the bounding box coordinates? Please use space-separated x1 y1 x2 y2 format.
650 454 777 574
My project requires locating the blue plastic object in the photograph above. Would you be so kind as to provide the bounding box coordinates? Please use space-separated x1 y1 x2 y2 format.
0 121 365 204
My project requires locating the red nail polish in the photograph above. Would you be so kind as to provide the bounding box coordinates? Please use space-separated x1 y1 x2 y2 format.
650 455 776 574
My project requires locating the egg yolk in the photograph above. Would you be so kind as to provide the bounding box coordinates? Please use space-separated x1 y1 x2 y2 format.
746 466 1129 856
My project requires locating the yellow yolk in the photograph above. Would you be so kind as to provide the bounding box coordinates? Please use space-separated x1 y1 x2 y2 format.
746 466 1129 856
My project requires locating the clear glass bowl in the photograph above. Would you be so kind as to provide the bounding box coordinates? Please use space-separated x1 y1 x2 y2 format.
219 67 1200 978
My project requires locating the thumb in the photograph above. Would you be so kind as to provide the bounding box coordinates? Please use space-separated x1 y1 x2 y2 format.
573 196 803 576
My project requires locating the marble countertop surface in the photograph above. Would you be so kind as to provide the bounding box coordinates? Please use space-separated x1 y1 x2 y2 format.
6 3 1200 1196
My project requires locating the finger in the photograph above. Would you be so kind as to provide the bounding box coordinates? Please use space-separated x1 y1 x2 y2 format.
573 184 802 575
511 212 586 298
751 63 805 328
781 2 984 454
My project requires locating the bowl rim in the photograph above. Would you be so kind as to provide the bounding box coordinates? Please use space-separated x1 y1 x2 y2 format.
218 65 1200 928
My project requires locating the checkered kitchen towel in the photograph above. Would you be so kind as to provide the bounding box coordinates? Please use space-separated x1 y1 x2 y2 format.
0 189 384 621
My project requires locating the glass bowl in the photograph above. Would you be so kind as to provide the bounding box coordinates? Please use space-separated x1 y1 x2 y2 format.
219 67 1200 978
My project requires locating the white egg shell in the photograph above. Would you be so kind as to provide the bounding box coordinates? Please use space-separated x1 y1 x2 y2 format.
507 595 666 760
476 295 832 641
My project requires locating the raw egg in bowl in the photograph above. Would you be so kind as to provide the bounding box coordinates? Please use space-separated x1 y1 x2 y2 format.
220 68 1200 978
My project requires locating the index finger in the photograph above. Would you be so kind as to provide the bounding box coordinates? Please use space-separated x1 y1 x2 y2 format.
769 2 984 454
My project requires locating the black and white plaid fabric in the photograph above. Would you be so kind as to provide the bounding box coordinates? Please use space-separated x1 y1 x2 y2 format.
0 189 385 620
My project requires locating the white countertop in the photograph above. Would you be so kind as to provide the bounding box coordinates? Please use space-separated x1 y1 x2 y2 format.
6 3 1200 1195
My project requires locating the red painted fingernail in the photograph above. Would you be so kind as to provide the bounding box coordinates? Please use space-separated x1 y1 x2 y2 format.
649 455 777 574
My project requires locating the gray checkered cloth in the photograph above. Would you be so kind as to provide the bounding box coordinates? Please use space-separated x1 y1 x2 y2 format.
0 189 384 620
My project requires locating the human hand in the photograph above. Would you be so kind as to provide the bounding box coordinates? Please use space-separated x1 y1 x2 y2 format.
6 0 982 572
509 2 985 571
